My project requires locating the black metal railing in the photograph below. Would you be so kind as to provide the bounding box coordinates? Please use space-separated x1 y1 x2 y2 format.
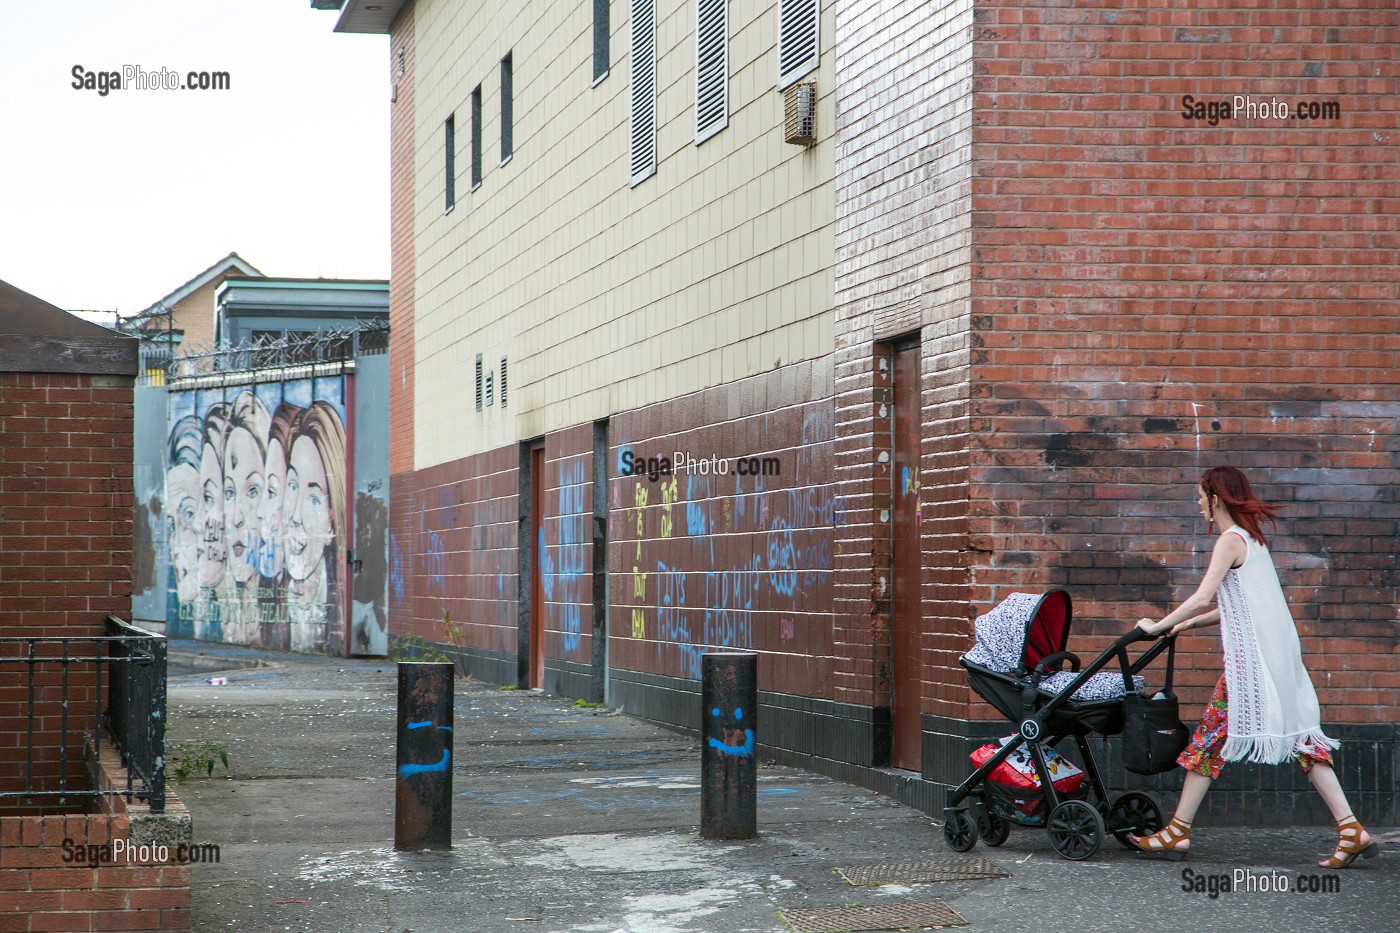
0 616 166 812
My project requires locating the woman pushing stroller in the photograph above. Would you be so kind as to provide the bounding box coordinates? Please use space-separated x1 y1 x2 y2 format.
1129 466 1378 869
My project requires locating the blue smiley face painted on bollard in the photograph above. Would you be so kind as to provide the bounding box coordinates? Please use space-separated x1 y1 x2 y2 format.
707 705 755 757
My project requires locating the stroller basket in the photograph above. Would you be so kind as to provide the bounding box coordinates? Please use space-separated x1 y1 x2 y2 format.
984 774 1086 827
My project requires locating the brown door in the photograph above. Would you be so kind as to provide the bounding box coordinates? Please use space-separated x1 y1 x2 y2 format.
529 444 546 689
890 340 922 771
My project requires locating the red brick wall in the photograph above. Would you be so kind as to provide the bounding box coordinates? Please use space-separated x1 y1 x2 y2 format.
389 2 417 478
0 742 191 932
964 2 1400 720
0 373 134 796
832 0 977 721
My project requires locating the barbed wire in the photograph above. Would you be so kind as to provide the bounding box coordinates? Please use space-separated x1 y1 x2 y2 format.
138 319 388 383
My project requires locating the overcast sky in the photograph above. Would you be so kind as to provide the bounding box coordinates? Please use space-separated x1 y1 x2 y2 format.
0 1 388 318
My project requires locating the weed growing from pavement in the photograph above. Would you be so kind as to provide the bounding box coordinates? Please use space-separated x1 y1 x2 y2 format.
167 740 230 782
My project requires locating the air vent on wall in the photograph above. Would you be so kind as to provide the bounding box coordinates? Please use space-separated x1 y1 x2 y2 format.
784 81 817 145
500 356 508 408
475 353 483 411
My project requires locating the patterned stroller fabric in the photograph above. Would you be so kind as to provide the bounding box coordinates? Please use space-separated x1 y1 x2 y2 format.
963 593 1144 702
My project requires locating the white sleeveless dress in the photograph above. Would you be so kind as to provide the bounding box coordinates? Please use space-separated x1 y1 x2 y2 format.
1215 526 1339 764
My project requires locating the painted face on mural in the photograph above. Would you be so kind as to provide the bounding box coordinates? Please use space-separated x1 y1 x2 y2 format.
222 426 265 586
284 435 333 583
258 437 288 579
166 462 201 603
197 441 226 588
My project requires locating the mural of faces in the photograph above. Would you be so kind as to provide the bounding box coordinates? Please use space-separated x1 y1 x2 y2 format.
222 394 271 586
195 404 230 590
283 401 346 595
166 387 346 652
258 434 289 579
165 416 203 604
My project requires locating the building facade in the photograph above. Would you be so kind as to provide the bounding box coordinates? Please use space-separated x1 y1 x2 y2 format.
326 0 1400 823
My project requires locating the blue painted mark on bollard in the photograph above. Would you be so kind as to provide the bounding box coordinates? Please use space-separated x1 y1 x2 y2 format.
399 749 451 778
708 706 754 756
407 721 451 731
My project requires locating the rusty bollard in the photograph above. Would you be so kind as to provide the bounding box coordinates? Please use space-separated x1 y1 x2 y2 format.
701 652 758 839
395 662 454 850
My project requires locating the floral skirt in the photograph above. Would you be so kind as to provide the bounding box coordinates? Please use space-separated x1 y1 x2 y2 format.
1176 675 1335 779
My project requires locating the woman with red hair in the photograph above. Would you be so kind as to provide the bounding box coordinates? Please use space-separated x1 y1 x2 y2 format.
1129 467 1377 869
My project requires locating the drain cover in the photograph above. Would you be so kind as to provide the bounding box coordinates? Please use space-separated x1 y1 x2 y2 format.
780 901 966 932
835 858 1009 886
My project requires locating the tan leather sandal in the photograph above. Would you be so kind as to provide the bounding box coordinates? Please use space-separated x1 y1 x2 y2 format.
1130 816 1191 861
1319 815 1378 869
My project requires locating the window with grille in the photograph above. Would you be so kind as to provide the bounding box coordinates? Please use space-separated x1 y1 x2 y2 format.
594 0 610 82
471 85 483 189
444 114 456 210
778 0 819 89
629 0 656 185
694 0 727 144
501 53 514 164
475 353 483 411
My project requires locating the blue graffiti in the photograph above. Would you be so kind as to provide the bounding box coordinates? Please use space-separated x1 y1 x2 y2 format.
655 560 700 679
554 461 588 656
398 749 451 778
704 555 759 653
708 707 754 757
389 533 404 602
407 720 452 731
767 518 796 596
425 530 446 595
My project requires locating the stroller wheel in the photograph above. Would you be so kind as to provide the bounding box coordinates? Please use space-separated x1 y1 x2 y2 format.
1046 800 1104 861
1108 791 1164 850
977 808 1010 847
943 810 978 852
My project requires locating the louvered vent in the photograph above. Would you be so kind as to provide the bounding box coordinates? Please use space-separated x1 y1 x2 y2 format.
630 0 657 185
475 353 483 411
500 356 508 408
485 369 494 407
784 81 817 145
695 0 728 144
778 0 819 89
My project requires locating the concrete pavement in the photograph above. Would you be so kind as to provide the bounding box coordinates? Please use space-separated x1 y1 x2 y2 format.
165 642 1398 933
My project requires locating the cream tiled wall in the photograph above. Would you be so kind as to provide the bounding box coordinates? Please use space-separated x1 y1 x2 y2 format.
411 0 836 469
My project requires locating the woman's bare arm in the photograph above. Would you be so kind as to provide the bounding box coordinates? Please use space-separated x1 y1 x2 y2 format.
1136 532 1245 637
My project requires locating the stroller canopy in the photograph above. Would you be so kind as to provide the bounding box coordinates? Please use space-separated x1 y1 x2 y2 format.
963 590 1072 674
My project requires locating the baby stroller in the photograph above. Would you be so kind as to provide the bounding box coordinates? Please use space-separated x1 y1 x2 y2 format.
944 589 1176 860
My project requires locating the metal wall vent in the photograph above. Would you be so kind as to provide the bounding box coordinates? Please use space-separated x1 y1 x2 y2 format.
784 81 817 146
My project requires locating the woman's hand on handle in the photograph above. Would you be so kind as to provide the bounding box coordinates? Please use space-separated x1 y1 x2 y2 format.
1135 617 1168 638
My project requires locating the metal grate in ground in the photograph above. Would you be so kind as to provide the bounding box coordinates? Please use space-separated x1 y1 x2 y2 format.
779 901 967 932
834 857 1009 886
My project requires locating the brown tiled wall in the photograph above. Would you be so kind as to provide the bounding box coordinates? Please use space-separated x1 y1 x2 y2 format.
965 2 1400 723
392 448 519 657
541 427 595 669
611 360 836 699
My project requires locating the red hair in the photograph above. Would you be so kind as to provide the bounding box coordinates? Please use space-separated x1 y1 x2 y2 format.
1200 466 1280 546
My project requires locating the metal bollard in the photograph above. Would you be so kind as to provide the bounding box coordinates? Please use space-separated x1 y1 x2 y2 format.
394 662 454 850
701 652 757 839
